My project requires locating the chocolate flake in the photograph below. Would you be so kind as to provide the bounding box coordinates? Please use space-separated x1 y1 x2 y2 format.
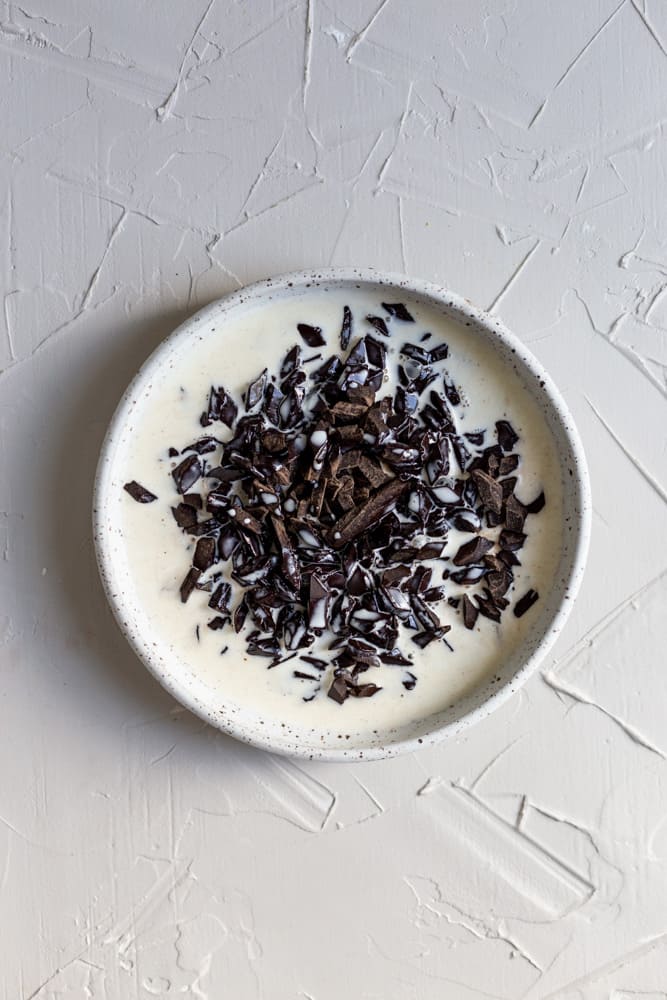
382 302 415 322
514 589 539 618
297 323 326 347
366 315 390 337
453 536 494 566
180 567 201 603
496 420 519 451
124 480 157 503
340 305 352 350
172 454 202 494
461 594 479 630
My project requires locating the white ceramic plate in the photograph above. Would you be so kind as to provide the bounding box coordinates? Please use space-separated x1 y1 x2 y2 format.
93 268 591 761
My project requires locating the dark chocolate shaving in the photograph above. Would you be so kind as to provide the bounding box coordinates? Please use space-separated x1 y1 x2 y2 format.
297 323 326 347
514 589 539 618
124 481 157 503
340 306 352 350
382 302 415 322
496 420 519 451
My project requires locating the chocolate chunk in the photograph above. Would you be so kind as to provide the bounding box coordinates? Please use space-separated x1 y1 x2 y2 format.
382 302 415 322
208 581 232 613
300 655 327 670
327 676 349 704
168 447 179 457
123 481 157 503
400 342 431 365
525 491 546 514
245 369 268 410
411 627 450 648
498 454 519 476
294 670 320 681
471 469 503 514
514 589 539 618
366 315 390 337
172 454 202 494
193 536 216 571
328 478 408 549
207 615 228 630
180 567 201 603
297 323 326 347
350 682 381 698
496 420 519 451
453 536 494 566
201 385 238 428
182 436 220 455
337 305 352 350
505 494 526 532
402 672 417 690
172 502 198 530
499 529 526 551
475 593 501 622
428 343 449 362
461 594 478 630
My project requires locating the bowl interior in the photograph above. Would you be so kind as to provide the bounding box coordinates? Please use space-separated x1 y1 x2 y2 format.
94 269 590 760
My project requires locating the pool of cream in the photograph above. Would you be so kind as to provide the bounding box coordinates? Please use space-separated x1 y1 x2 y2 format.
107 286 563 741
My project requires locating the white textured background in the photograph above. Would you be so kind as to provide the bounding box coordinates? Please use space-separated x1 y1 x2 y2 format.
1 2 667 997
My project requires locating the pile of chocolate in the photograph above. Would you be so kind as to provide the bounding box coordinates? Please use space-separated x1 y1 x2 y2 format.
125 303 544 704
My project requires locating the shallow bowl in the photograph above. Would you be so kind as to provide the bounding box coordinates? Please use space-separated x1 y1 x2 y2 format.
93 268 591 761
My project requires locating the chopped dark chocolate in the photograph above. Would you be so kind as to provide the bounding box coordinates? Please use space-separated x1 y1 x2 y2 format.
172 454 202 494
141 299 548 708
382 302 415 322
496 420 519 451
525 491 546 515
124 480 157 503
514 589 539 618
470 469 503 514
461 594 478 630
297 323 326 347
180 567 201 603
453 536 494 566
366 315 390 337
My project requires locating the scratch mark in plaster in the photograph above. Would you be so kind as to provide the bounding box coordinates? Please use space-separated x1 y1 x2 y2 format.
156 0 216 121
487 240 540 313
237 129 285 222
25 954 90 1000
404 875 544 974
227 1 302 57
397 196 407 272
542 671 667 759
303 0 314 114
540 932 667 1000
224 178 324 236
631 0 667 56
468 735 525 793
0 18 166 103
79 208 127 311
150 743 177 767
516 794 529 831
585 395 667 504
529 0 627 128
354 777 385 816
376 83 413 192
416 776 443 796
345 0 392 63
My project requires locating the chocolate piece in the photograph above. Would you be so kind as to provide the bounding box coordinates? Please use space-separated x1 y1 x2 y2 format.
124 481 157 503
366 315 390 337
475 593 501 622
498 454 519 476
429 343 449 362
193 536 216 571
245 369 268 410
328 478 408 549
402 672 417 690
505 495 526 533
182 436 220 455
412 626 450 648
496 420 519 451
461 594 478 630
297 323 326 347
201 385 238 428
180 567 201 603
453 536 494 566
172 454 202 494
470 469 503 514
208 616 227 630
172 503 198 530
208 581 232 612
525 491 546 514
514 589 539 618
499 529 526 551
350 682 381 698
382 302 415 322
327 676 349 704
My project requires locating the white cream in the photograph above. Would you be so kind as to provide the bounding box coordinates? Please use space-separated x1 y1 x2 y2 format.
110 288 563 739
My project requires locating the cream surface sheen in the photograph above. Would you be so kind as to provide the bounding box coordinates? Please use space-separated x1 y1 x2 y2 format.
111 288 563 738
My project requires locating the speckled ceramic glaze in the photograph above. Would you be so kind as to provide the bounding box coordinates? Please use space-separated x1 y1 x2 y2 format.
93 268 591 761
